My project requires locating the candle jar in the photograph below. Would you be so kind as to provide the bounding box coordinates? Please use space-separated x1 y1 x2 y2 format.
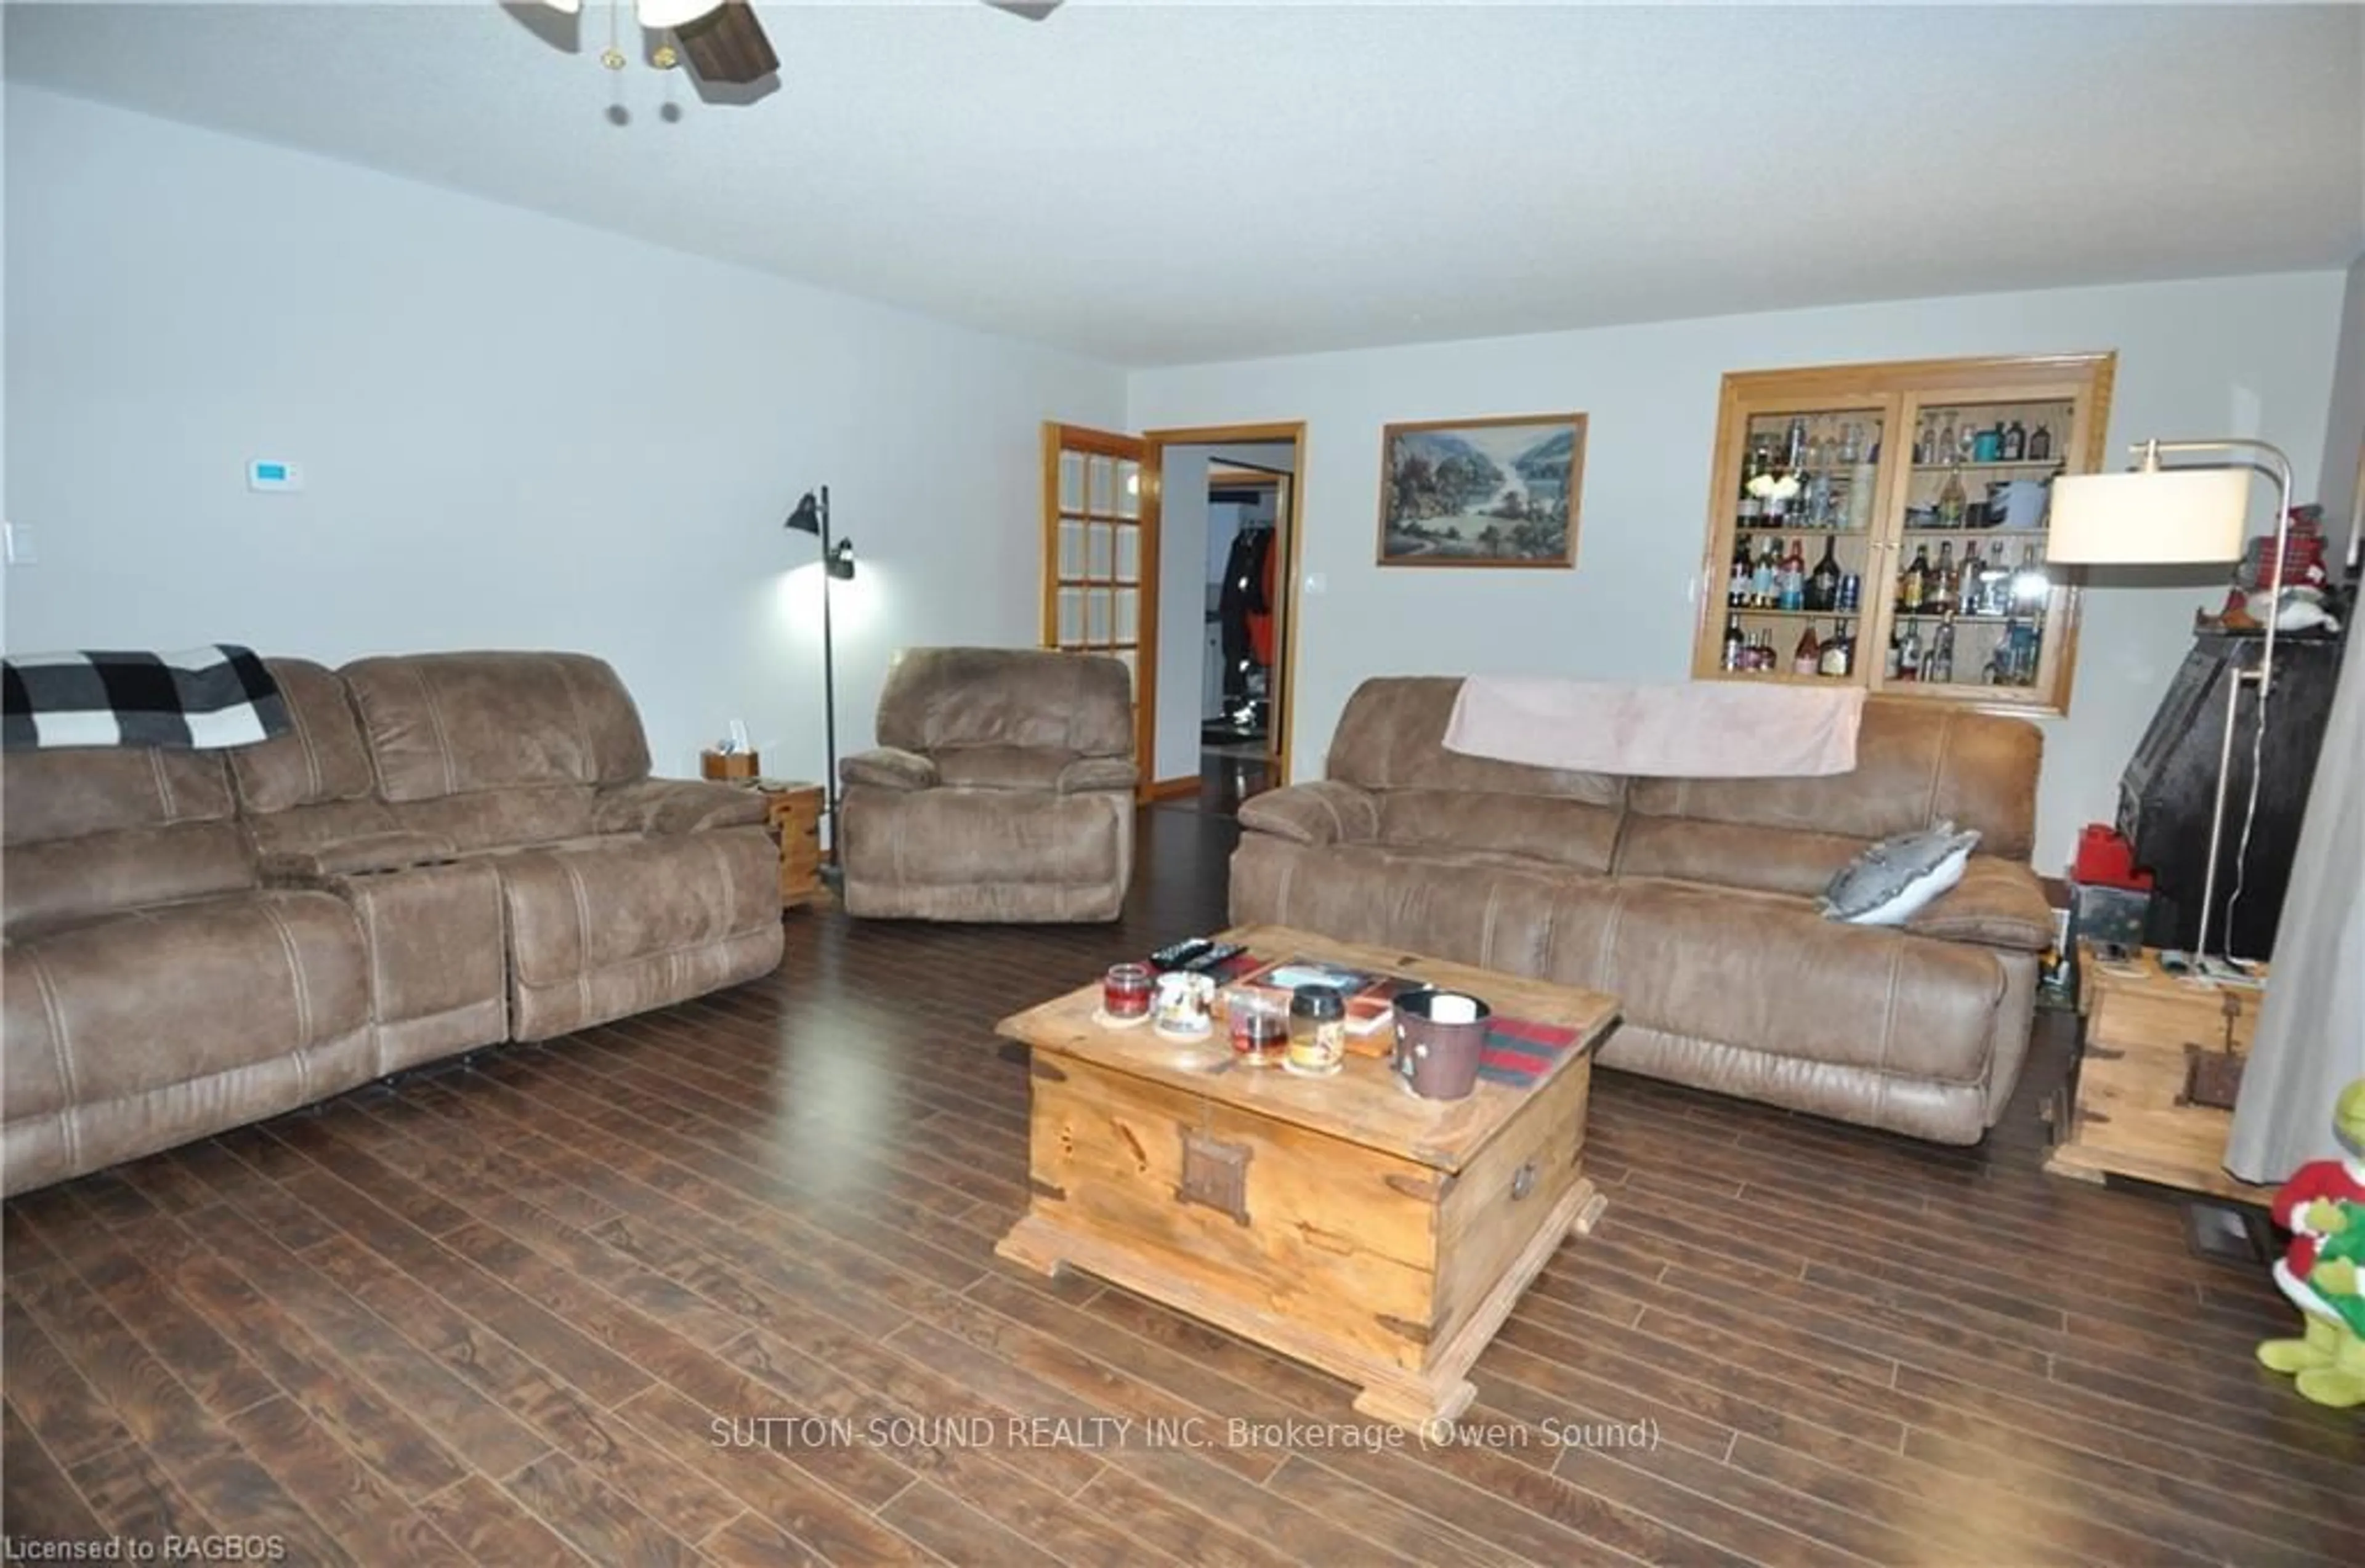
1102 963 1154 1022
1284 986 1347 1077
1227 991 1289 1067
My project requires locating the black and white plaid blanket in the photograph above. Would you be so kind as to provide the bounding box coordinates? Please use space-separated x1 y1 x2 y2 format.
2 645 291 751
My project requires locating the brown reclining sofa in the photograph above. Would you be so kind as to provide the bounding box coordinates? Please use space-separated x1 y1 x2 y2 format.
2 651 784 1195
1231 678 2055 1145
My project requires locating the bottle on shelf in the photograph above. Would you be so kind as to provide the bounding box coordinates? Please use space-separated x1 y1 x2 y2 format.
2027 421 2053 463
1934 462 1968 528
1779 538 1807 612
1745 631 1771 673
1973 422 2003 463
1912 416 1933 465
1786 417 1808 472
1817 620 1853 677
1885 620 1905 679
1721 615 1745 672
2001 419 2027 461
1935 414 1957 461
1792 624 1822 676
2010 544 2049 613
1928 541 1957 614
1838 572 1862 613
1845 449 1879 530
1751 539 1778 605
1839 422 1864 465
1806 536 1842 612
1926 613 1957 684
1897 619 1923 681
1737 440 1763 527
1898 543 1931 612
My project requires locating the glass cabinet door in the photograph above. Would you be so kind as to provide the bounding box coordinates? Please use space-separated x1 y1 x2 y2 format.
1696 392 1901 685
1870 376 2103 711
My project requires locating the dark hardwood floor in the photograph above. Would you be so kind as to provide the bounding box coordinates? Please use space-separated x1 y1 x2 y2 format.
5 806 2360 1566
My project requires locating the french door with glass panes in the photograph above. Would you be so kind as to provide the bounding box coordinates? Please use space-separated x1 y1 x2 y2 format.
1042 424 1155 779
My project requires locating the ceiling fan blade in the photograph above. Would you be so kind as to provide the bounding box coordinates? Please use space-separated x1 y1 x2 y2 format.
984 1 1063 19
676 0 778 84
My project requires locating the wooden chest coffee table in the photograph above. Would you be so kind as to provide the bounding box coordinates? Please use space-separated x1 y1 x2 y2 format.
995 923 1619 1431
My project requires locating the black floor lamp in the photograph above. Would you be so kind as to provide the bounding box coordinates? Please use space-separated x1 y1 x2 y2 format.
784 485 854 879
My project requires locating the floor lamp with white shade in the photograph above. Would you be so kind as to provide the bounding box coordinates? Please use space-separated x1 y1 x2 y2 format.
2050 438 2294 978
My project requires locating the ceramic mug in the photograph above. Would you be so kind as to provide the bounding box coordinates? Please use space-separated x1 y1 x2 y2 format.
1154 971 1216 1034
1393 988 1492 1101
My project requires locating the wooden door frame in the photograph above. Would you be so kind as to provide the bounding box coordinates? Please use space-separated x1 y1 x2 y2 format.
1142 421 1309 795
1040 424 1158 784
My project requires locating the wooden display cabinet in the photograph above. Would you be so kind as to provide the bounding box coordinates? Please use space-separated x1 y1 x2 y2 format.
1692 352 2115 715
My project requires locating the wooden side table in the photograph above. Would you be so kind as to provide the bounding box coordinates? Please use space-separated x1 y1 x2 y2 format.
755 782 828 911
2044 945 2274 1202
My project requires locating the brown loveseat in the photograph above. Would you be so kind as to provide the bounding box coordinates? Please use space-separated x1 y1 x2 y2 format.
2 651 783 1195
1231 679 2054 1144
838 647 1137 922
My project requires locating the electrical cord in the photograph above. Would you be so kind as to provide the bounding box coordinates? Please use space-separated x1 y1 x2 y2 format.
2217 649 2274 971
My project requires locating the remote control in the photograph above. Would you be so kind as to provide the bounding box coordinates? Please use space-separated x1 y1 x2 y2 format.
1148 937 1213 970
1179 942 1246 973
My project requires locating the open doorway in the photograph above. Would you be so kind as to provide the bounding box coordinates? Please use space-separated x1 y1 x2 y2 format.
1143 424 1304 814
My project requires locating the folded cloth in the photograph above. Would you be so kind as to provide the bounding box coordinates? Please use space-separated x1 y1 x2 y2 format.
1444 677 1864 778
3 645 289 751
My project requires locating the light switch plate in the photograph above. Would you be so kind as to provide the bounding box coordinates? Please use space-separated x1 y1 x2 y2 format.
2 521 36 565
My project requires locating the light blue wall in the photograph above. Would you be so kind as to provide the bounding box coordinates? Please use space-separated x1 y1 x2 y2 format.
1131 271 2348 868
3 86 1126 780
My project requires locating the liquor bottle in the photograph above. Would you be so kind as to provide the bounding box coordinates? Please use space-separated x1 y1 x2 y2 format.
1806 537 1842 612
1752 540 1777 605
1898 620 1923 681
1839 422 1863 464
1792 624 1821 676
1973 422 2003 463
1912 416 1933 465
1845 453 1878 530
2010 544 2049 613
1926 613 1956 684
1779 538 1807 612
1885 621 1905 679
1818 620 1853 677
1721 615 1745 671
1935 463 1968 528
2001 419 2027 461
1745 631 1770 672
1935 415 1957 461
2027 422 2053 462
1726 557 1748 607
1838 572 1862 613
1898 544 1930 612
1738 440 1765 526
1928 541 1957 614
1786 417 1808 471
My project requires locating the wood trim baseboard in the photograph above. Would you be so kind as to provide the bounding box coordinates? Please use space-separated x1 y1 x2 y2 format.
1146 775 1200 801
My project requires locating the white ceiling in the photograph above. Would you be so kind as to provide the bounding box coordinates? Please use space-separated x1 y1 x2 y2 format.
9 2 2363 366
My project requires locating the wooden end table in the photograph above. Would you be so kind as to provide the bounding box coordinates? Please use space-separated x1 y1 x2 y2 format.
994 923 1619 1431
2044 943 2274 1203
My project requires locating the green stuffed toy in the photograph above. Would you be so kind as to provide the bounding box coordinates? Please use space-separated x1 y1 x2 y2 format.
2257 1078 2365 1407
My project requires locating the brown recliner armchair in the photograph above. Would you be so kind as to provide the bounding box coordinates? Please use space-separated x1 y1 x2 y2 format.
838 648 1137 922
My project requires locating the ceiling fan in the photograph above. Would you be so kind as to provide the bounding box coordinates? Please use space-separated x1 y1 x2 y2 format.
538 1 1062 88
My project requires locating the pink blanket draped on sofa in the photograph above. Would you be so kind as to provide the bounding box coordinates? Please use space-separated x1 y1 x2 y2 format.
1443 677 1866 778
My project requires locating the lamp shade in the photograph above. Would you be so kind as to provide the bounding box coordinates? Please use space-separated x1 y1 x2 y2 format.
2048 469 2250 564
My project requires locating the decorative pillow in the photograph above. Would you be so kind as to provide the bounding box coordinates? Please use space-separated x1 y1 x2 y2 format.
1821 822 1981 926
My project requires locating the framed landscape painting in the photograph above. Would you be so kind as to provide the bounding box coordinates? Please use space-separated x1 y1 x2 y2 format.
1377 412 1586 567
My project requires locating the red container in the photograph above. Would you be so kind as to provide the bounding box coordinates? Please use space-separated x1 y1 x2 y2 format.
2073 825 2153 892
1102 963 1154 1020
